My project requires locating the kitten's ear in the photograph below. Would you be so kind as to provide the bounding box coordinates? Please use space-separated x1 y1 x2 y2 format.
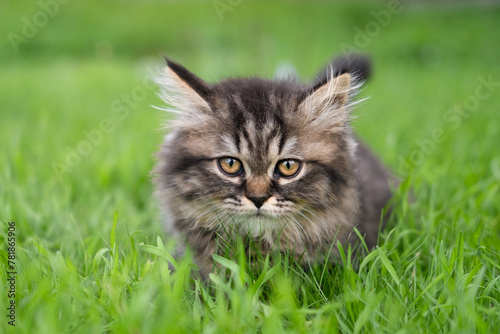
299 54 369 126
156 58 212 114
313 54 371 88
309 72 351 108
299 73 354 125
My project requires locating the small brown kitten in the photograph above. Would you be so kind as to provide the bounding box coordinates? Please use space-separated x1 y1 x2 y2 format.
153 55 394 278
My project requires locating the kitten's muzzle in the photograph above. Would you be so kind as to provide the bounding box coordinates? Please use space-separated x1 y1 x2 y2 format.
246 195 270 209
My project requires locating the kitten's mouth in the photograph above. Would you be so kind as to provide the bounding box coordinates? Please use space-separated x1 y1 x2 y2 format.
237 210 265 217
239 208 281 220
254 210 264 217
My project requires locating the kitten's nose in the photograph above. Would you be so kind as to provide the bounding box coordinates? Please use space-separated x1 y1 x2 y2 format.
247 195 269 209
245 176 271 209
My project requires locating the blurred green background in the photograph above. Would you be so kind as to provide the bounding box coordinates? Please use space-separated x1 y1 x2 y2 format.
1 0 499 332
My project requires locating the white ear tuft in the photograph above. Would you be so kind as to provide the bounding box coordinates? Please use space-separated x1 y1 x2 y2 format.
155 66 211 117
300 72 364 129
307 73 351 111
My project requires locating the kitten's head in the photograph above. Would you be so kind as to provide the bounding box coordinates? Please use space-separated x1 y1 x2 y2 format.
154 57 367 237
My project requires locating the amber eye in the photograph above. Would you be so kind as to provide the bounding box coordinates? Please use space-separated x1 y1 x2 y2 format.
276 159 301 178
218 157 243 176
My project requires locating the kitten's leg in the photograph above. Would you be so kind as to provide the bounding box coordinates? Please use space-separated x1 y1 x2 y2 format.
185 229 218 282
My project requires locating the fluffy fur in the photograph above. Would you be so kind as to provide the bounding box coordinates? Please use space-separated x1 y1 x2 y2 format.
153 54 393 278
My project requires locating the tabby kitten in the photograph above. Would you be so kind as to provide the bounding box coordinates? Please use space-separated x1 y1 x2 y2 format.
153 55 393 278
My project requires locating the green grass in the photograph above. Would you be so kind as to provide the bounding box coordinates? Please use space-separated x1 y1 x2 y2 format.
1 0 499 333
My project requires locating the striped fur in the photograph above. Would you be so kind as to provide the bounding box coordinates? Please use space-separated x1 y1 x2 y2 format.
153 55 393 279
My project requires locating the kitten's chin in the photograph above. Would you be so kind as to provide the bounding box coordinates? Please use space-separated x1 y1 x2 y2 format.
233 213 286 239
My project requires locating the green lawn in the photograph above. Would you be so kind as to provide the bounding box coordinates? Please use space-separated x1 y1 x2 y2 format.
1 0 499 333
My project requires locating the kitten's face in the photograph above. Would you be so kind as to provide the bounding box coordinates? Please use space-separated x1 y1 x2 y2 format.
155 61 359 235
